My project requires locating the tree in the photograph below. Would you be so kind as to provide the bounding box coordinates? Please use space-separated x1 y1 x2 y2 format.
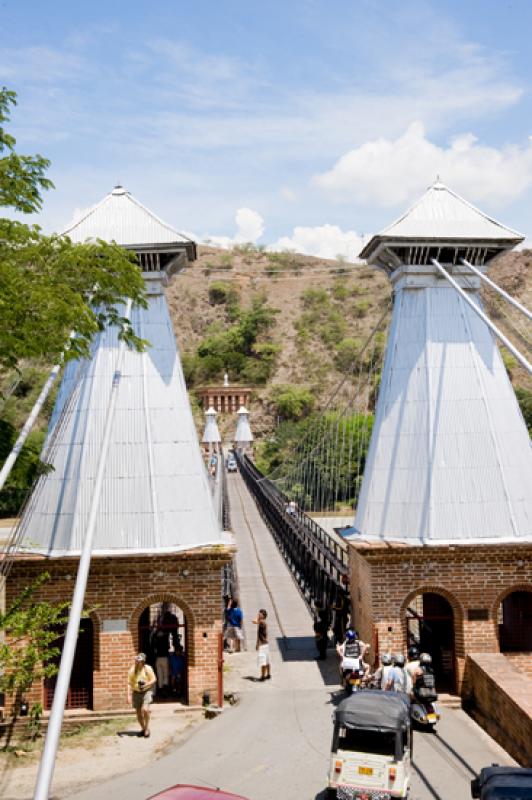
0 87 147 374
0 573 73 714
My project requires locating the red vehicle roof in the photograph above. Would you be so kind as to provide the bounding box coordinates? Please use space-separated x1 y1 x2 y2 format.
146 785 250 800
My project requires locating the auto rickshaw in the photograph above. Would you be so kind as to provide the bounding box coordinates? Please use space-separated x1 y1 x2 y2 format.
327 690 412 799
471 766 532 799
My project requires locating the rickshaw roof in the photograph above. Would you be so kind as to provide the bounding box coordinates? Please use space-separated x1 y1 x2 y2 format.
335 690 410 732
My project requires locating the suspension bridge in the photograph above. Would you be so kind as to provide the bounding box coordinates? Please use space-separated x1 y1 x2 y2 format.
0 180 531 799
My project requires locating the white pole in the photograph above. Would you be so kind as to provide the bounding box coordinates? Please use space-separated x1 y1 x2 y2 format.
0 365 62 492
461 258 532 321
432 260 532 375
33 300 132 800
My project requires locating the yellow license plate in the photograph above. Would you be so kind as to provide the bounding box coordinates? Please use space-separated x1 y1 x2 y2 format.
427 713 437 722
358 766 373 775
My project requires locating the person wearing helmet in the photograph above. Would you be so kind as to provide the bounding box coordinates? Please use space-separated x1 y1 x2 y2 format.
372 652 393 690
413 652 438 702
406 645 420 694
336 627 369 672
385 652 407 692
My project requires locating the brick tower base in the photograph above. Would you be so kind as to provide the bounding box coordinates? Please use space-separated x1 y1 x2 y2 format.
6 546 233 713
349 541 532 694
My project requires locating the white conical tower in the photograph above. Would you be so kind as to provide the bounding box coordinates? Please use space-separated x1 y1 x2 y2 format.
16 186 229 556
202 406 221 452
350 181 531 545
235 406 253 453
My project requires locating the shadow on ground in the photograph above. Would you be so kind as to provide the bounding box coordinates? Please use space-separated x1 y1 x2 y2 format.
276 636 341 688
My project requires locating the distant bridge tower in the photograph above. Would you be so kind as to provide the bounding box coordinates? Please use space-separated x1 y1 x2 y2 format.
234 405 254 455
346 181 532 695
202 406 221 453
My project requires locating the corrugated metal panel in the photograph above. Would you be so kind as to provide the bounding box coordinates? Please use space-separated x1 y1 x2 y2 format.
17 289 226 557
378 182 522 242
63 186 191 246
352 285 532 544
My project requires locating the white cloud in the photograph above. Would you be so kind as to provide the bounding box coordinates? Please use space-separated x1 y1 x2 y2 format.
314 122 532 209
269 224 367 262
203 207 265 248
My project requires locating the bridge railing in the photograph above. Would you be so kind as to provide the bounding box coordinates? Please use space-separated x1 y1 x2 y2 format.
236 452 350 613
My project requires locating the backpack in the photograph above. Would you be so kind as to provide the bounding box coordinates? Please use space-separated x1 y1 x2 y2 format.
344 640 362 659
415 668 437 702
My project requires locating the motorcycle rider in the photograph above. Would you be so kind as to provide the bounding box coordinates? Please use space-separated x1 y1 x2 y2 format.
405 644 420 694
385 652 408 692
413 652 438 702
336 628 368 682
372 652 393 689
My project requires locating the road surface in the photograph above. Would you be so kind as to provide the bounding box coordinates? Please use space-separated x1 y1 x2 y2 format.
69 471 515 800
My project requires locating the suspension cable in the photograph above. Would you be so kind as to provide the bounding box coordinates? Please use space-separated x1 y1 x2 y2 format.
431 259 532 375
461 259 532 321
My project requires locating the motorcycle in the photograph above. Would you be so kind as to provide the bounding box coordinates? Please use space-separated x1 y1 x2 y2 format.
342 665 366 695
410 693 439 730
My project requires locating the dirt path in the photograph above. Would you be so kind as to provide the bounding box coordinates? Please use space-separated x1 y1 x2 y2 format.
0 707 203 800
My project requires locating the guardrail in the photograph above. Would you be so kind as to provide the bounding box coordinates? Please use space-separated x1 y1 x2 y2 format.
236 453 350 611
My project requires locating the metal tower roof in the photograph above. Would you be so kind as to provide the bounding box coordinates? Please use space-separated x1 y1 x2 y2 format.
360 181 524 264
63 185 193 248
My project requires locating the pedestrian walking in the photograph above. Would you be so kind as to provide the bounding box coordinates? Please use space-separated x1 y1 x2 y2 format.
226 599 244 653
253 608 271 681
128 653 156 737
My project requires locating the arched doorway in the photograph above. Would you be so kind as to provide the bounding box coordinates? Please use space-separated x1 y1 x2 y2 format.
498 590 532 652
44 617 94 710
138 601 188 703
405 592 456 693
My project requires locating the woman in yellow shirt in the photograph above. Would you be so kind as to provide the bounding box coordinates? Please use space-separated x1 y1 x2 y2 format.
127 653 157 737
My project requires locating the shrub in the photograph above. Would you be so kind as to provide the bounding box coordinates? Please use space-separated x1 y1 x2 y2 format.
335 337 363 373
301 288 329 309
208 281 238 307
332 283 350 301
270 385 315 420
354 299 370 318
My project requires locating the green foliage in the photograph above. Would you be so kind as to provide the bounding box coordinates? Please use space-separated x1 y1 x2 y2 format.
257 411 374 511
354 299 370 318
270 384 315 421
218 252 233 269
0 573 72 704
515 387 532 436
188 295 279 385
208 281 239 307
0 423 46 516
0 88 53 213
0 88 147 374
265 251 301 275
335 337 363 373
500 346 517 377
301 288 329 309
332 282 350 301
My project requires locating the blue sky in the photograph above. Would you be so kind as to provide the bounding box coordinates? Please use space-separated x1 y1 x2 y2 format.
3 0 532 257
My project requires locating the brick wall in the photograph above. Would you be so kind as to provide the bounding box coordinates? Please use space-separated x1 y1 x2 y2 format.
348 542 532 692
6 547 233 713
505 652 532 679
463 653 532 767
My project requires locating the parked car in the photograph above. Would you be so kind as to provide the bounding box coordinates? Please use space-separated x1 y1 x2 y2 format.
471 766 532 799
147 785 250 800
227 457 237 472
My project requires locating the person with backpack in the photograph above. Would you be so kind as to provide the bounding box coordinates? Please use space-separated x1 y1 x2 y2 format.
413 652 438 702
